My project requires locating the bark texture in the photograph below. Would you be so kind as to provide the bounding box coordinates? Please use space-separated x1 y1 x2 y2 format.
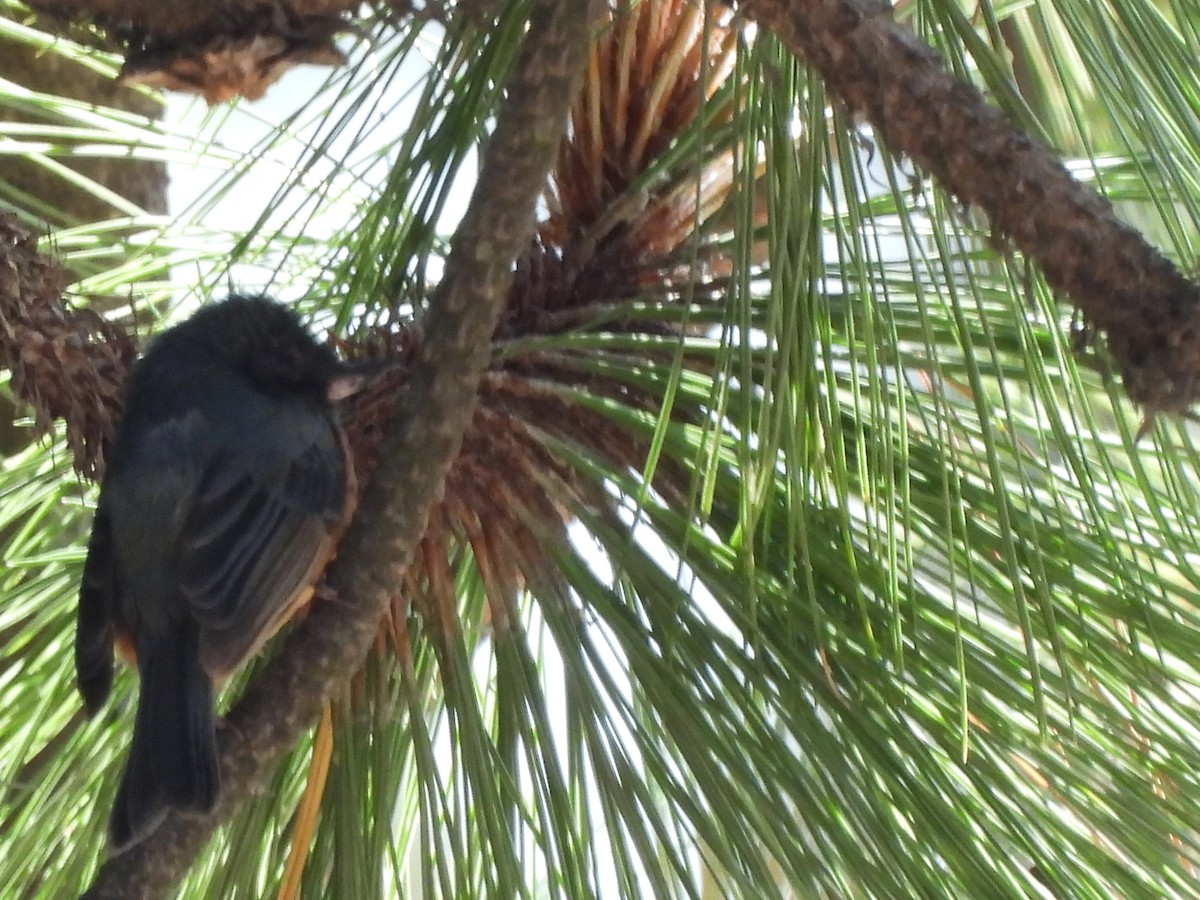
29 0 359 42
28 0 357 104
745 0 1200 416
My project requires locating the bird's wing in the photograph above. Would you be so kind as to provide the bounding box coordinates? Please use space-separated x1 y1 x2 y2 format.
179 423 347 677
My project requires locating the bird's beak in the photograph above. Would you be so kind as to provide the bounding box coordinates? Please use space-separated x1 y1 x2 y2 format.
327 358 398 401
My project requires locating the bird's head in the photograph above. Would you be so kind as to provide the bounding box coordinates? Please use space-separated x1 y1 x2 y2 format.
159 294 364 402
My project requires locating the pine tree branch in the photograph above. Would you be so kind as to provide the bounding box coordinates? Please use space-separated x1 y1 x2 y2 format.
26 0 362 105
27 0 358 44
744 0 1200 417
80 0 599 896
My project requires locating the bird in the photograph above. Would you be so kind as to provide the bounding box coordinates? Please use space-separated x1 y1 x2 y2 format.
74 294 371 852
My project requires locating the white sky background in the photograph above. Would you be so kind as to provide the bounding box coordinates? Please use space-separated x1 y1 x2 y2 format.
161 29 473 311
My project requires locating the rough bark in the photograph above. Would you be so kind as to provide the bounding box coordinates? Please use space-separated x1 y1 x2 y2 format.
744 0 1200 417
27 0 360 104
27 0 360 43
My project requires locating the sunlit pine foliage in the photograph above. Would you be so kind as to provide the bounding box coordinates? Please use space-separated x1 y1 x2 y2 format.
2 0 1200 897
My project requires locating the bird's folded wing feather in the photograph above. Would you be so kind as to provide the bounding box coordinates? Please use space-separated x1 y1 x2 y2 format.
180 437 345 677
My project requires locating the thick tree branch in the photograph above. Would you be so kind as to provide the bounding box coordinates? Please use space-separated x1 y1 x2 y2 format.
80 0 599 896
28 0 360 104
29 0 359 42
745 0 1200 416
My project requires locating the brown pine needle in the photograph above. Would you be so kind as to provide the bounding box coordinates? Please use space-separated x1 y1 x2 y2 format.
706 27 738 102
613 5 638 152
630 2 704 169
277 703 335 900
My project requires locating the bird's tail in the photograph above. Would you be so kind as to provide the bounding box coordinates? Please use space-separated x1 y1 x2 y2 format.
76 510 115 714
108 619 219 853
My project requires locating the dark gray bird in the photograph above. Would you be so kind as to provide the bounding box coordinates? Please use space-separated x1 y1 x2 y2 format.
75 295 367 852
